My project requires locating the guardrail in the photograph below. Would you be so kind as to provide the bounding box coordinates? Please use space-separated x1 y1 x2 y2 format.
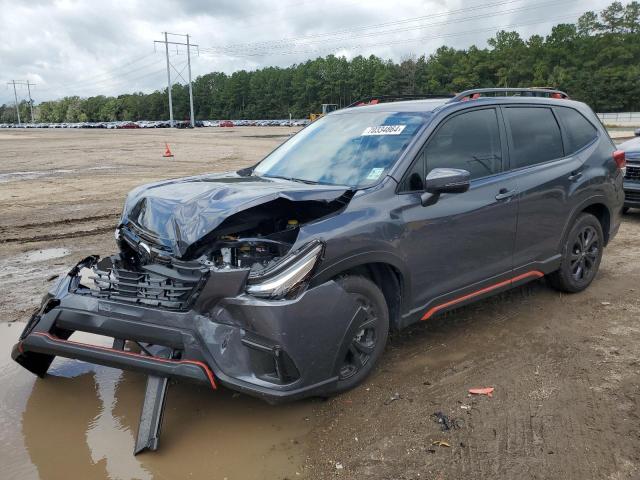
597 112 640 126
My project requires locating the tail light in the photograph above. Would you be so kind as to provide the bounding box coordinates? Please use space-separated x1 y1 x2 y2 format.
613 150 626 170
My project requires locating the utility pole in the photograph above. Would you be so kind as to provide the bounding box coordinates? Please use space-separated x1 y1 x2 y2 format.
186 34 195 128
25 81 35 123
163 32 174 127
8 80 21 125
154 33 198 128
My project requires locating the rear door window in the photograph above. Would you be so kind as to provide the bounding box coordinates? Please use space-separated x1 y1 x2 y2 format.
554 107 598 153
504 107 564 168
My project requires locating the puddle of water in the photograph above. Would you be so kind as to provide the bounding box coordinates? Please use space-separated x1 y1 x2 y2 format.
0 323 314 480
0 250 72 317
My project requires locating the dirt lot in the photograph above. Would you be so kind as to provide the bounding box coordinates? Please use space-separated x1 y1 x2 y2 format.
1 128 639 480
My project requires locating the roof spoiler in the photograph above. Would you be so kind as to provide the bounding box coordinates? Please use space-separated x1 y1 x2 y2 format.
450 88 569 102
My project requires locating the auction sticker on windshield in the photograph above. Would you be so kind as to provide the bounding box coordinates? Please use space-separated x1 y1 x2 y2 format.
366 167 385 180
361 125 406 136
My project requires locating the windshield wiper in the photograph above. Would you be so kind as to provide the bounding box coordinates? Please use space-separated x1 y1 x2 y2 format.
263 174 320 185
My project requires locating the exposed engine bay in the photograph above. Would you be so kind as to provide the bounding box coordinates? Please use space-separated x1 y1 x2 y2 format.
118 196 350 274
74 184 354 309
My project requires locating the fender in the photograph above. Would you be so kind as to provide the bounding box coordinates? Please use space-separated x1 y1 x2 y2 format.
557 194 611 251
312 249 412 314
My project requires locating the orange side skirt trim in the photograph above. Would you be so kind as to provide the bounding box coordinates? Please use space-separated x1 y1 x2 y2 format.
421 270 544 321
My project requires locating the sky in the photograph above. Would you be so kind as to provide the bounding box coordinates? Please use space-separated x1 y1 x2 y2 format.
0 0 616 105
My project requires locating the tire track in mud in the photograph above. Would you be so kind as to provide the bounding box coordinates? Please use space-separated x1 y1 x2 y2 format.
0 214 119 244
0 213 119 232
2 225 115 244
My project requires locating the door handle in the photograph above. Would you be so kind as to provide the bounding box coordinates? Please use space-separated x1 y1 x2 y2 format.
495 188 516 201
568 170 583 181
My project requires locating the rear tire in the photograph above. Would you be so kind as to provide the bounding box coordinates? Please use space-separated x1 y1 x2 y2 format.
329 275 389 395
548 213 604 293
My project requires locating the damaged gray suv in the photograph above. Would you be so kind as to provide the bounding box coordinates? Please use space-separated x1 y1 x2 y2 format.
13 89 624 437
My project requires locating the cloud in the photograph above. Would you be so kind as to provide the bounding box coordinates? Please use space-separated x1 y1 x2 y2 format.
0 0 613 104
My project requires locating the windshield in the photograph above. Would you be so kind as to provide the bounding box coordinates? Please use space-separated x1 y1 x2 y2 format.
253 111 429 187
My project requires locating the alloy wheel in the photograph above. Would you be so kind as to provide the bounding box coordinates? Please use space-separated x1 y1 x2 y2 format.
339 295 378 380
570 225 600 282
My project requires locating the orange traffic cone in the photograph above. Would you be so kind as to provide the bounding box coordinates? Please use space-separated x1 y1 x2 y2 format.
163 143 174 158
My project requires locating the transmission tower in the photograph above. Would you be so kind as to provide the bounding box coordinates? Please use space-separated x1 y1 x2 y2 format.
8 80 21 125
7 80 36 124
154 33 199 127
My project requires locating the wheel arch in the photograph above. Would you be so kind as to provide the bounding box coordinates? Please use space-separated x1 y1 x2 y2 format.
313 252 410 330
581 203 611 244
559 196 612 251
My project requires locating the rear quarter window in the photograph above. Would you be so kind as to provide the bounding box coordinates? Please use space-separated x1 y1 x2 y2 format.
554 107 598 154
504 107 564 169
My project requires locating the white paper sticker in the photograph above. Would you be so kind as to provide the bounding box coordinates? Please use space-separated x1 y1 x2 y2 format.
366 168 385 180
361 125 406 136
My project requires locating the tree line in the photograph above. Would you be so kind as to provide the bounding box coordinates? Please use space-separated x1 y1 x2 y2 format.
1 1 639 123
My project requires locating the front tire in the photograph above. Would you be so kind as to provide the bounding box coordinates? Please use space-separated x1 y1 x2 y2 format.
330 275 389 395
548 213 604 293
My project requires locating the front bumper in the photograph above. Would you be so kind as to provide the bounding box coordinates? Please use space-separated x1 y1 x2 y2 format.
12 256 364 402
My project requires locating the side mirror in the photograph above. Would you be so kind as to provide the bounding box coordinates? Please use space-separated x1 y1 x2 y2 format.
420 168 470 206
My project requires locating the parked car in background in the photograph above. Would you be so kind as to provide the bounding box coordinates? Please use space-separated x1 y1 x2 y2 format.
220 120 235 127
0 118 311 129
117 122 140 129
618 135 640 212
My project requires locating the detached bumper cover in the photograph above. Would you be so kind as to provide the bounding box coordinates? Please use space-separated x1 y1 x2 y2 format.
12 256 362 401
15 332 217 389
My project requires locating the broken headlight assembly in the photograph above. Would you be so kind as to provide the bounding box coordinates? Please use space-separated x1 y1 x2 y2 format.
245 241 324 299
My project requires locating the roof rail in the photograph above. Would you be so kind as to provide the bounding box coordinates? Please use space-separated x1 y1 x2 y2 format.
449 88 569 103
347 94 454 108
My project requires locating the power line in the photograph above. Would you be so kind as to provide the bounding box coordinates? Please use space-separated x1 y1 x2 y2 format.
179 0 362 30
202 0 535 53
34 56 165 98
198 11 583 60
200 0 581 57
38 52 159 93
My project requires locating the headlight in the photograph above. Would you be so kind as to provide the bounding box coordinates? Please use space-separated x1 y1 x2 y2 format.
246 241 324 299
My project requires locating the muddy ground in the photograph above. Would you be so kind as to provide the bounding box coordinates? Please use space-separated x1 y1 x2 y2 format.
0 128 639 480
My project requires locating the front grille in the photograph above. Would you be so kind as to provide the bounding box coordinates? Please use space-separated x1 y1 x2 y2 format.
119 223 174 263
626 190 640 203
626 164 640 182
82 258 206 310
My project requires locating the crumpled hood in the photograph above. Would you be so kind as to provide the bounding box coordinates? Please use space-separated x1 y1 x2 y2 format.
120 172 350 256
